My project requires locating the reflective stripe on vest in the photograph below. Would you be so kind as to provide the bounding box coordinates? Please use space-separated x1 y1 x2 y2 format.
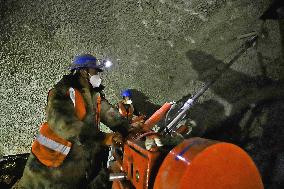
36 133 71 155
32 122 72 167
68 87 87 121
69 87 101 128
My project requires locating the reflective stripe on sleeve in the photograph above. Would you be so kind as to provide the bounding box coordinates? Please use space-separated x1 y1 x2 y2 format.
36 134 71 155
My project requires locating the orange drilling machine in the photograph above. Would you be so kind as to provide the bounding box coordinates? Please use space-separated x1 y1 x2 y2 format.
108 35 264 189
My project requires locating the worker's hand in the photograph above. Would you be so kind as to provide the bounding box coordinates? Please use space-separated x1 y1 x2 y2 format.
112 132 123 146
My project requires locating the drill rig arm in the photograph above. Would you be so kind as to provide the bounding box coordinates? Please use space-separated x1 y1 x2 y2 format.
161 35 258 135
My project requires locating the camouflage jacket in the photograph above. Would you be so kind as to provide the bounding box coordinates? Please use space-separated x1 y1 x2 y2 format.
17 74 129 189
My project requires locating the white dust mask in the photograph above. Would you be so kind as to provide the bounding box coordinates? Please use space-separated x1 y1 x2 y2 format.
125 100 132 104
89 74 101 88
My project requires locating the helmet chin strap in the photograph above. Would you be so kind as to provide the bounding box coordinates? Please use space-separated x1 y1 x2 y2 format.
86 71 91 79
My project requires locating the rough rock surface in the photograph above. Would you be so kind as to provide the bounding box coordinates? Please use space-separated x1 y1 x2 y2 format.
0 0 283 188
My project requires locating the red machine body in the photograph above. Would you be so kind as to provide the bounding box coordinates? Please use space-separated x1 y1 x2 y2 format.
154 137 263 189
112 139 161 189
112 137 264 189
111 36 264 189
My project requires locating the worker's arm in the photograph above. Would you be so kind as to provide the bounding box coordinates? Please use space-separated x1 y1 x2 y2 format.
46 89 84 140
100 97 130 137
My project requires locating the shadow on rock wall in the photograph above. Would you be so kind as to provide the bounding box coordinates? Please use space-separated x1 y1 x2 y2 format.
168 93 225 137
186 49 284 188
279 17 284 60
280 19 284 59
129 89 161 119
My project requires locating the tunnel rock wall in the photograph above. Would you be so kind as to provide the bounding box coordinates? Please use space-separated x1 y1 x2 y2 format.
0 0 282 177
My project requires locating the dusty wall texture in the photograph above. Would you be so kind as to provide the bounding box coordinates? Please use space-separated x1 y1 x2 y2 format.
0 0 284 187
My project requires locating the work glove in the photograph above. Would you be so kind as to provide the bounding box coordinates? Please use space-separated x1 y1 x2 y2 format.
103 132 123 147
112 132 123 146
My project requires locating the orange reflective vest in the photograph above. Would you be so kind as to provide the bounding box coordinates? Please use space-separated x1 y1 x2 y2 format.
118 102 134 120
32 87 101 167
